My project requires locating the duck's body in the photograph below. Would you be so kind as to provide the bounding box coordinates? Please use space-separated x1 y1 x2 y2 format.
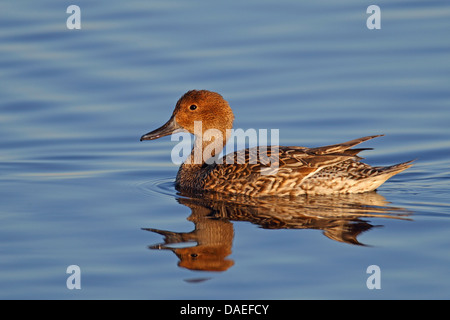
175 139 412 197
141 90 412 197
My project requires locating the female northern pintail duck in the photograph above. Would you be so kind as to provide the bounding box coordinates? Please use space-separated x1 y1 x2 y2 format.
140 90 413 197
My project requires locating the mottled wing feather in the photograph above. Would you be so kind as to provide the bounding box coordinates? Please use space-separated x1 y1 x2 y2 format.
207 136 381 185
199 136 388 195
307 135 383 155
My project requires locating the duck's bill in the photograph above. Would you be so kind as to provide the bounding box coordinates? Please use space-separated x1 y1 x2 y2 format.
140 116 182 141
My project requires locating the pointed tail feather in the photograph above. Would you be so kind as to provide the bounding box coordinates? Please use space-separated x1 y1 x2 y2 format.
349 160 414 193
377 160 414 177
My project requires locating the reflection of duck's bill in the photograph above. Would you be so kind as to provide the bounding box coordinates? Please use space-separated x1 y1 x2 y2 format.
147 242 196 250
142 227 196 250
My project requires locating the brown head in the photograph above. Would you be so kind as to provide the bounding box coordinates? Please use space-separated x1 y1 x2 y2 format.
140 90 234 142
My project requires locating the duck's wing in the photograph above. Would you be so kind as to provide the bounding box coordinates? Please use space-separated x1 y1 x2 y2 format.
204 136 382 194
306 135 383 155
219 135 382 172
271 135 382 171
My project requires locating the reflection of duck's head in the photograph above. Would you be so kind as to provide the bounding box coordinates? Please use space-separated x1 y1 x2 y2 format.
172 245 234 272
144 204 235 272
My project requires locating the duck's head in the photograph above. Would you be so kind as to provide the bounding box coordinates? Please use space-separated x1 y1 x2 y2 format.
140 90 234 141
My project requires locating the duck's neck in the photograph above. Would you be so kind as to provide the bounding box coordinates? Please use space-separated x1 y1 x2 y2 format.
188 130 229 166
176 132 228 189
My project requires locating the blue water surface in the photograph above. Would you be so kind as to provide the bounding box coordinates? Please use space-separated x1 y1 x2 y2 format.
1 0 449 299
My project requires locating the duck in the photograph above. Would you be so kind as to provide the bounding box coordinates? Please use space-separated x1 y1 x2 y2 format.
140 90 413 197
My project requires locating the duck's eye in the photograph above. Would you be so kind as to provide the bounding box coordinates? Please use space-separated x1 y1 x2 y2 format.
189 105 197 111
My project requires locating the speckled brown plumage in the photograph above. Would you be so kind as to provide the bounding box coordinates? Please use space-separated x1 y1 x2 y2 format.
176 135 413 196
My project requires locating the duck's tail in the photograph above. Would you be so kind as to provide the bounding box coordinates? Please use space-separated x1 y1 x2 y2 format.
356 160 414 193
376 160 415 177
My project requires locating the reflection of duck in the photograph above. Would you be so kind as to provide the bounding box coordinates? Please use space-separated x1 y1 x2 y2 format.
144 191 411 272
140 90 413 196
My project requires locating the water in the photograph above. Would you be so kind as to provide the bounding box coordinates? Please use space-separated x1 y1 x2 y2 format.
1 0 449 299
